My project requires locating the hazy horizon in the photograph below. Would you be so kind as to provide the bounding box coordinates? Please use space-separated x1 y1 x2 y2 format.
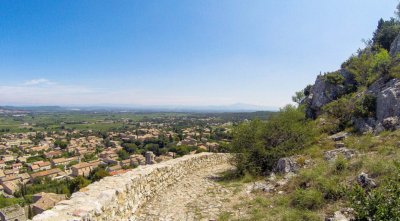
0 1 397 108
0 102 279 112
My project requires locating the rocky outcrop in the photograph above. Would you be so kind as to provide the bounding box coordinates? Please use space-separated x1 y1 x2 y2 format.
335 142 346 148
273 155 311 174
329 132 349 141
304 32 400 133
246 181 275 193
382 116 399 130
376 79 400 122
246 172 296 194
324 148 356 161
31 153 231 221
304 69 357 118
357 172 377 189
315 76 400 133
274 157 298 173
353 117 376 133
352 78 400 133
350 78 400 133
325 208 355 221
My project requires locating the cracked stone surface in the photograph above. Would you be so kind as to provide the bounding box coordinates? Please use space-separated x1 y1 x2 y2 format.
135 163 244 221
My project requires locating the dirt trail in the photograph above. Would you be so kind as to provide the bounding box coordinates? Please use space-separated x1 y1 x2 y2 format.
135 163 246 221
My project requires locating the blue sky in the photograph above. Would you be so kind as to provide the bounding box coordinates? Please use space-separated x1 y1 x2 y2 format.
0 0 398 108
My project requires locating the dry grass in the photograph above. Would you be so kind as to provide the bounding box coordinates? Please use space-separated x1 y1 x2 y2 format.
217 131 400 220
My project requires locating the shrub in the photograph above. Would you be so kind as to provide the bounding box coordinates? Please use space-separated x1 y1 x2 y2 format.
354 94 377 118
324 71 345 85
342 48 391 87
318 178 344 201
333 156 348 174
322 95 355 131
117 149 130 160
231 105 318 175
69 176 91 193
348 164 400 220
0 196 25 209
389 58 400 78
89 167 110 182
290 188 324 210
371 48 391 76
296 156 306 167
288 163 344 201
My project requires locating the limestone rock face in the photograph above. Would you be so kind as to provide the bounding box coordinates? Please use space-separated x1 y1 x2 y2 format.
390 33 400 56
352 79 400 133
376 79 400 123
304 33 400 133
353 117 376 133
305 69 356 118
274 157 298 173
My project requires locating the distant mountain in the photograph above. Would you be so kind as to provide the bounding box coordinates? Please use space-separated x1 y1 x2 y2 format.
0 106 66 112
0 103 278 113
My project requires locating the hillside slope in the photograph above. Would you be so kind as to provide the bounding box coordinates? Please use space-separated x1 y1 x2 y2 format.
225 6 400 221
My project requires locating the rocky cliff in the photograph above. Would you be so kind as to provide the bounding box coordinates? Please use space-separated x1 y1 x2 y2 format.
304 69 357 119
304 31 400 133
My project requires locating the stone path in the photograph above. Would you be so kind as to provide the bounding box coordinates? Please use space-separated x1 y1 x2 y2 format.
135 163 244 221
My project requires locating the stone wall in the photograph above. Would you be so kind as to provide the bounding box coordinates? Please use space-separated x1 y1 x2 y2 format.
32 153 231 221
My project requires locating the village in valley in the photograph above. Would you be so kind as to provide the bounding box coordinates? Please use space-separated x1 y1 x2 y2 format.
0 108 256 220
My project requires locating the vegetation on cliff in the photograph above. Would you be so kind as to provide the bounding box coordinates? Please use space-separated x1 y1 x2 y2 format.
227 4 400 221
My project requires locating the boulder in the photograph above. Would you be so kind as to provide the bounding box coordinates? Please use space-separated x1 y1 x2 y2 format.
329 132 349 141
374 123 386 135
246 181 275 193
353 117 376 134
382 116 399 131
324 148 356 161
325 208 355 221
274 157 298 173
335 142 346 149
357 172 377 189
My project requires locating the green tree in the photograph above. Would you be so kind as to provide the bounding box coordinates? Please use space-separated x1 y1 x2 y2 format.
371 48 391 76
122 143 138 154
372 18 400 51
69 176 90 193
89 168 110 182
117 149 130 160
292 90 305 104
54 139 68 149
